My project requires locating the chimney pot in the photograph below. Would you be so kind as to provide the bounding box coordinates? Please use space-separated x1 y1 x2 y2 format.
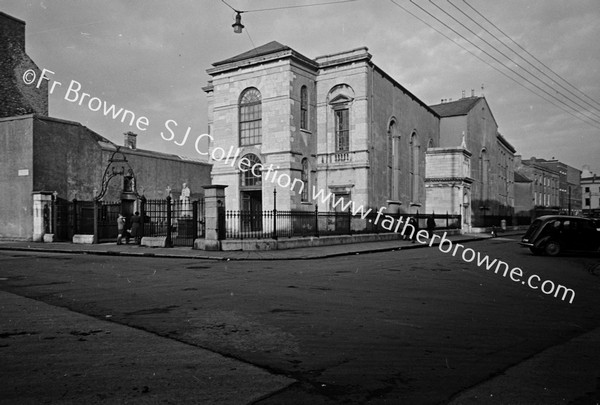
124 131 137 149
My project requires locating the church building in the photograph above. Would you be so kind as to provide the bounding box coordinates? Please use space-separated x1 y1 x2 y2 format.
204 41 440 221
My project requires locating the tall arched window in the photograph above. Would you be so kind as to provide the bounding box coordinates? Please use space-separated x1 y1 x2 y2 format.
300 86 308 131
480 148 489 204
239 88 262 146
388 120 400 200
240 153 262 187
410 132 420 202
301 158 309 202
327 84 354 161
335 108 349 152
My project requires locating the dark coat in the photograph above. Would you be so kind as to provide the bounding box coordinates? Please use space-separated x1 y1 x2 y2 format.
130 214 142 237
427 216 436 231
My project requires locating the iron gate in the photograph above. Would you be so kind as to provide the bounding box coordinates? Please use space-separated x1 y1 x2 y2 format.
141 197 205 247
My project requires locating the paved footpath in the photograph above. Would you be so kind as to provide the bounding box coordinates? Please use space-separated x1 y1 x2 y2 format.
0 231 509 261
0 290 294 404
448 325 600 404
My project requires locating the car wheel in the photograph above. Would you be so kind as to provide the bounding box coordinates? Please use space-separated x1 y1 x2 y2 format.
544 240 561 256
529 247 543 255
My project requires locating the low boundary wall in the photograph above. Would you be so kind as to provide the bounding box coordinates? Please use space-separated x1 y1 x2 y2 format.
195 229 463 251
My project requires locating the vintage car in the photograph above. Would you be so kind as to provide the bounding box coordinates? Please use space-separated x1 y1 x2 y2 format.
520 215 600 256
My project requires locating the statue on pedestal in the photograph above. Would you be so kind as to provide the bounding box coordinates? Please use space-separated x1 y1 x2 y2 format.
180 182 191 215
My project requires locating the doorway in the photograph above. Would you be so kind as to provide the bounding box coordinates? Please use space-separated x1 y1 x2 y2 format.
241 190 262 232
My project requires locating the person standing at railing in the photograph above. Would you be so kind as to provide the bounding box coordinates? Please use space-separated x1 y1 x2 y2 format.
130 211 142 244
410 217 419 243
427 215 436 238
117 214 129 245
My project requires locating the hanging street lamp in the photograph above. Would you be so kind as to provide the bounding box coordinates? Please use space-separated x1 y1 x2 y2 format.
232 12 244 34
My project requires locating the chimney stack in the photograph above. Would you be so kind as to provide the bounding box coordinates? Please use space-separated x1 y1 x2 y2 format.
124 131 137 149
462 90 465 98
471 89 475 97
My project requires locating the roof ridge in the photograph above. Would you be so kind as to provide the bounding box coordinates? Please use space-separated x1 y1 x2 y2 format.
212 40 291 66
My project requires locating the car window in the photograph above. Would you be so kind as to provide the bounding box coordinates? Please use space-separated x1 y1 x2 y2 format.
581 220 596 232
524 219 542 239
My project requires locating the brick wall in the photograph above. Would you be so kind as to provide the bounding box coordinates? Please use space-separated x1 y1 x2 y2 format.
0 12 48 119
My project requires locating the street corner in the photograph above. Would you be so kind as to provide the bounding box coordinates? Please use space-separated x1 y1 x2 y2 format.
0 290 295 404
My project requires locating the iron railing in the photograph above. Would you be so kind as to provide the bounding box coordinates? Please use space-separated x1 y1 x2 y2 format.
225 208 462 239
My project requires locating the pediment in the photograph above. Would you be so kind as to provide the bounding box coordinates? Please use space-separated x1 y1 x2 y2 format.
329 94 353 105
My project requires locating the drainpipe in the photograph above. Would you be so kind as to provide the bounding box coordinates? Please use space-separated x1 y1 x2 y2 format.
370 64 374 209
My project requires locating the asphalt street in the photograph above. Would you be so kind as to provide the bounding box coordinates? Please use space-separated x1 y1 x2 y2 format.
0 235 599 404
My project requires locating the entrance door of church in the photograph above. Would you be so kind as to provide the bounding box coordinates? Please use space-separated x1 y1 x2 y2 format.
241 191 262 232
334 193 351 234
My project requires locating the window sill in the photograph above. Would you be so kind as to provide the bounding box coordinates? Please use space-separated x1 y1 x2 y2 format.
300 129 312 134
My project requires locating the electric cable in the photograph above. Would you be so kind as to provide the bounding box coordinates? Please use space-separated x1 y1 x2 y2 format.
435 0 600 122
388 0 600 130
404 0 600 128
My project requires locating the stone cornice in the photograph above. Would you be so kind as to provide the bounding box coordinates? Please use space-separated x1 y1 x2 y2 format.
425 177 474 184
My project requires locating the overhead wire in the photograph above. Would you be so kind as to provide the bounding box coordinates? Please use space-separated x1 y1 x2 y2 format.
400 0 600 129
220 0 600 129
243 0 360 13
439 0 600 122
461 0 600 110
387 0 600 130
424 0 600 125
220 0 358 59
220 0 359 13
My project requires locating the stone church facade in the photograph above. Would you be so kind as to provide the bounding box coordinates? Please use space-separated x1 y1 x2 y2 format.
204 41 440 218
429 96 516 228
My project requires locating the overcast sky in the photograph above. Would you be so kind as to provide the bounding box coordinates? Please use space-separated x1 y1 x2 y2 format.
3 0 599 174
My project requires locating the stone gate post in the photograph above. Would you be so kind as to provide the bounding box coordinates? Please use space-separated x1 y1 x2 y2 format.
32 191 54 242
195 185 227 251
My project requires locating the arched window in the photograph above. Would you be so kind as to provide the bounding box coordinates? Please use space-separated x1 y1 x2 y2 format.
327 84 354 161
239 88 262 146
388 120 400 200
335 108 349 152
300 86 308 131
480 148 489 203
301 158 309 202
410 132 420 202
240 153 262 187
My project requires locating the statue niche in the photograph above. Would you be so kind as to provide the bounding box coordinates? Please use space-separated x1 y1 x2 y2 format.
123 169 136 193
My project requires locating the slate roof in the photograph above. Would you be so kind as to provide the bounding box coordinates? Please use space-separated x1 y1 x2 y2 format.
30 115 210 165
514 171 532 183
213 41 293 66
429 97 482 117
